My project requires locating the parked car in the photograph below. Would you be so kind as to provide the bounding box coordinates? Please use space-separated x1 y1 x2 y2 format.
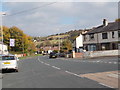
49 52 57 58
0 54 19 72
58 53 66 57
42 52 47 55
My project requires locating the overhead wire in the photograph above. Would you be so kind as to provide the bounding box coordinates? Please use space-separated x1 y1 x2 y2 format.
6 2 56 17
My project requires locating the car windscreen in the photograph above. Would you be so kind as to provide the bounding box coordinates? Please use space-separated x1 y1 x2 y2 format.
2 56 15 60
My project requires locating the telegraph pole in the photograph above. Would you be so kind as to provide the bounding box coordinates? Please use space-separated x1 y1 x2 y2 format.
0 11 6 55
58 36 61 53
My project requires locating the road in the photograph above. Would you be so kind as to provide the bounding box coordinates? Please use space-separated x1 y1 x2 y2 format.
2 56 118 89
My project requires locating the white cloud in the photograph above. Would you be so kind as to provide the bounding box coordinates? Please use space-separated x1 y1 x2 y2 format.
3 0 119 2
3 2 118 36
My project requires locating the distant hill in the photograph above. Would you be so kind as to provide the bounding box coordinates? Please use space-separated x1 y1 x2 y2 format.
33 29 90 48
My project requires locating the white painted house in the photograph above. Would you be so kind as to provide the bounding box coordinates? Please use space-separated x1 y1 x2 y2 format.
73 30 90 52
0 42 8 54
73 34 83 52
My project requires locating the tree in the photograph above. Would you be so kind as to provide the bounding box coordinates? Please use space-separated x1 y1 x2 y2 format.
2 26 36 55
61 40 72 53
115 18 120 22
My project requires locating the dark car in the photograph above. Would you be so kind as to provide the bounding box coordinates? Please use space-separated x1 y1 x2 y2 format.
58 53 66 57
49 52 57 58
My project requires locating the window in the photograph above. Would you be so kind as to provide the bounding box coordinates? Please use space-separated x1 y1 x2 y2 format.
88 44 96 51
102 33 108 39
2 56 15 60
112 32 115 38
89 34 94 40
118 31 120 38
83 35 87 41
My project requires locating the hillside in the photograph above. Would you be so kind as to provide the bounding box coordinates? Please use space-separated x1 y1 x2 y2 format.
33 29 89 48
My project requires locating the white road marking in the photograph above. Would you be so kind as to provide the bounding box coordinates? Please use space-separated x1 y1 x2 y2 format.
46 63 50 66
44 63 49 65
99 83 114 88
65 71 80 77
113 62 117 64
100 61 103 63
96 61 100 62
65 71 74 74
52 66 61 70
41 62 44 63
109 62 112 64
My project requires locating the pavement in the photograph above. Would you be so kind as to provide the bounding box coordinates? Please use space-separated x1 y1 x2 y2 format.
2 56 119 88
80 71 119 88
0 73 2 79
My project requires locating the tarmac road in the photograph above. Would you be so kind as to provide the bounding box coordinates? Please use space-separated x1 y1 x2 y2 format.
2 56 118 89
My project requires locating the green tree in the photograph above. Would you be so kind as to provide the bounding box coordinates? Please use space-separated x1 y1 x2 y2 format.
61 40 72 53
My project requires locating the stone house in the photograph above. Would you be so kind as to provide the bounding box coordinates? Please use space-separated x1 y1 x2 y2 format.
83 19 120 51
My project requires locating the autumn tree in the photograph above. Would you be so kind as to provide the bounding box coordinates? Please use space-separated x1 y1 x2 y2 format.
115 18 120 22
61 40 72 53
2 26 36 55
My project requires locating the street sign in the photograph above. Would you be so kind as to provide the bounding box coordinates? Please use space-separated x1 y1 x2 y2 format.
10 39 15 47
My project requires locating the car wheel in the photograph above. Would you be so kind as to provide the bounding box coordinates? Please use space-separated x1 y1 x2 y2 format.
15 69 18 72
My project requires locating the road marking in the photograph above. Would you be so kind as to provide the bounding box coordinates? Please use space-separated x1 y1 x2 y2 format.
44 63 50 66
65 71 80 77
96 61 100 62
52 66 61 70
41 61 44 63
99 83 114 88
65 71 75 74
109 62 112 64
113 62 117 64
100 61 103 63
44 63 49 65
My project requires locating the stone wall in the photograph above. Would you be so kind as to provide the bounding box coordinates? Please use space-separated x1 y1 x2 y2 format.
84 50 118 58
74 53 84 58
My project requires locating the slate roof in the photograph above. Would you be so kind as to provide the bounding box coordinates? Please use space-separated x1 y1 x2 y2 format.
85 21 120 34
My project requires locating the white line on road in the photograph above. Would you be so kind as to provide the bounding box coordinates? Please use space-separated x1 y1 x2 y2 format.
40 61 43 63
113 62 117 64
46 64 50 66
99 83 114 88
65 71 80 77
52 66 61 70
96 61 100 62
44 63 50 66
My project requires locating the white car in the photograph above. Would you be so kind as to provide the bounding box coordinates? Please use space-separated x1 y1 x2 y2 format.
0 54 19 72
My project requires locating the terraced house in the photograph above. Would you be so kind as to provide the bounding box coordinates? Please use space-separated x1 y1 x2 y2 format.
83 19 120 51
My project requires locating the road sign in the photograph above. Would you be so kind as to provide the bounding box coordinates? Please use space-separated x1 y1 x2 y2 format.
10 39 15 47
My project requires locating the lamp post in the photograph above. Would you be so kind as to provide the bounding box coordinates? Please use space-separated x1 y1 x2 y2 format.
0 12 6 54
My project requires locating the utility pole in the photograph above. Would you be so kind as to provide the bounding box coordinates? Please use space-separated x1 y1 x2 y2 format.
0 12 6 55
58 36 61 53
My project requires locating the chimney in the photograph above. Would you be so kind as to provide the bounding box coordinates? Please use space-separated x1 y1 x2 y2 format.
103 19 108 26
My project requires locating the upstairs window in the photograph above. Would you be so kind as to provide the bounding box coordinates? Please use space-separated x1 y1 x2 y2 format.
83 35 87 41
102 33 108 39
118 31 120 38
112 32 115 38
89 34 94 40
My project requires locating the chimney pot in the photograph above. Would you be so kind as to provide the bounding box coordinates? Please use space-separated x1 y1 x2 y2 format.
103 19 108 26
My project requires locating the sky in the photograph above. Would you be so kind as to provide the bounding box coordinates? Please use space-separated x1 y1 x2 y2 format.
0 0 119 36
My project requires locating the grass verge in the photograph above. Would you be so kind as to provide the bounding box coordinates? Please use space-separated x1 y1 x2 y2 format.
19 54 42 60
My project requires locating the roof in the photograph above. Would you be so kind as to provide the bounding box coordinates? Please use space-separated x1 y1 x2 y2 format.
0 54 15 56
85 21 120 34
